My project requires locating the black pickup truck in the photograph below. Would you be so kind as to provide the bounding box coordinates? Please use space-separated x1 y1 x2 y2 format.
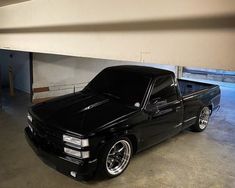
25 65 220 180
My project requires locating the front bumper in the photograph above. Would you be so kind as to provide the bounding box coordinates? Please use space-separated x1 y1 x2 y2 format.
24 127 97 180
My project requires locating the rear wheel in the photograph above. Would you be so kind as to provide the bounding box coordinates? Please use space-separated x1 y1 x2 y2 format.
97 137 132 178
191 106 211 132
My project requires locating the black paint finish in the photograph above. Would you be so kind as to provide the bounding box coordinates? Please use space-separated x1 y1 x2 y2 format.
25 65 221 179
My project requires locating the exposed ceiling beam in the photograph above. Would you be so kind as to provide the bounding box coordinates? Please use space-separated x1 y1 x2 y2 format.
0 0 30 7
0 0 235 70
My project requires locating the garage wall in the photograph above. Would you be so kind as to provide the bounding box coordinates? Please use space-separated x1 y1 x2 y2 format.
0 51 10 86
32 53 175 102
183 67 235 83
0 0 235 70
0 50 31 93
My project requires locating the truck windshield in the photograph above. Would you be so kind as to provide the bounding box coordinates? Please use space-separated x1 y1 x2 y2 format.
85 68 151 107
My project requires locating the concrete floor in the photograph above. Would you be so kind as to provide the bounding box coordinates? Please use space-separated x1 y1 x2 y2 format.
0 85 235 188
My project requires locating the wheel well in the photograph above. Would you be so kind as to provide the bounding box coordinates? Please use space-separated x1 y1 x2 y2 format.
208 105 213 114
104 133 138 154
126 135 138 154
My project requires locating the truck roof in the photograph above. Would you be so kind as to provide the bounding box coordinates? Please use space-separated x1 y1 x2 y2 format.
105 65 174 78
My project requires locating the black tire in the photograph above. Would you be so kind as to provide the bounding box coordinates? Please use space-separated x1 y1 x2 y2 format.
191 106 211 132
96 137 133 179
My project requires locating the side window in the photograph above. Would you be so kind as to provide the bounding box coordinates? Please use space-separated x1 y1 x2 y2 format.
149 76 177 104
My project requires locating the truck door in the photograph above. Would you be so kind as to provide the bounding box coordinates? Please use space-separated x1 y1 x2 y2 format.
144 75 183 146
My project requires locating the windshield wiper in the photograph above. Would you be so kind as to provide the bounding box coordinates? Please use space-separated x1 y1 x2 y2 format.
103 92 120 100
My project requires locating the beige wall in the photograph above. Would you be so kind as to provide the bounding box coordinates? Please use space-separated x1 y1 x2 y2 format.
0 0 235 70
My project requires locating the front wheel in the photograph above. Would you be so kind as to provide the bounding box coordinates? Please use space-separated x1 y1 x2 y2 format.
191 106 211 132
97 137 132 178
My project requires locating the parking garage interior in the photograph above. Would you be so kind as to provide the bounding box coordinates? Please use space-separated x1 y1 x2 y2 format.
0 1 235 188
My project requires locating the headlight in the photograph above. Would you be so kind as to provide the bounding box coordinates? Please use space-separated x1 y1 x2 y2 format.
64 147 90 159
27 113 32 122
63 134 89 147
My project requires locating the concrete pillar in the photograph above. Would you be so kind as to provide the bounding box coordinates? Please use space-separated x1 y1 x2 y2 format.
0 64 2 109
175 66 183 79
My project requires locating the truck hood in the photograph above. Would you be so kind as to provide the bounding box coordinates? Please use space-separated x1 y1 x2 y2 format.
30 92 138 136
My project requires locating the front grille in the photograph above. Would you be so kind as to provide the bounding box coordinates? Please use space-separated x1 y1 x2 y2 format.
32 118 61 138
31 118 63 153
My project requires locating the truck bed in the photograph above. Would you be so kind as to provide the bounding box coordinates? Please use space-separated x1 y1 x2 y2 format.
178 79 216 96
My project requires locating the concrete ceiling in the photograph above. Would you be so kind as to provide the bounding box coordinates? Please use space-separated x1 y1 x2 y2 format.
0 0 29 7
0 0 235 70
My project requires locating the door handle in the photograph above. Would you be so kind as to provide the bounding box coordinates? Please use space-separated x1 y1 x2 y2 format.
153 109 173 117
154 109 160 114
176 106 182 112
151 109 160 118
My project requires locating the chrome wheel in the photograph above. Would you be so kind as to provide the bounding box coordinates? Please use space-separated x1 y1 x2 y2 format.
106 140 131 176
199 107 210 130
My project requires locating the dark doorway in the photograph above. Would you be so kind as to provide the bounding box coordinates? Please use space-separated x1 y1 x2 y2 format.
0 50 33 110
